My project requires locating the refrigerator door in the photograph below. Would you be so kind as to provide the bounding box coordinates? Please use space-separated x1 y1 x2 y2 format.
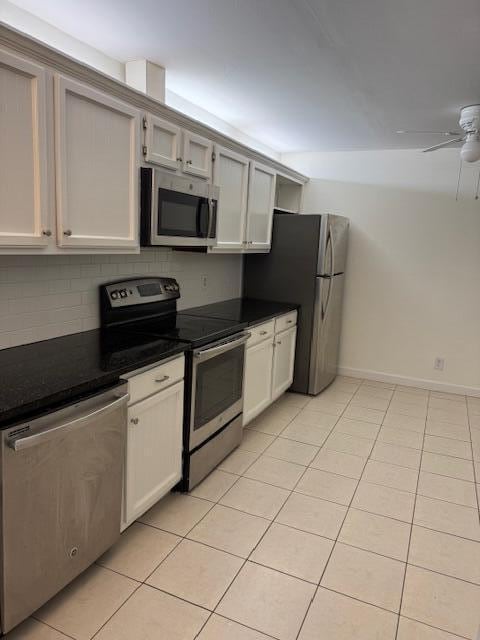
317 215 349 276
309 273 345 394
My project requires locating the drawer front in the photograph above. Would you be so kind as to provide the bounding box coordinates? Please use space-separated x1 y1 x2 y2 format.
247 319 275 348
275 311 297 334
128 355 185 405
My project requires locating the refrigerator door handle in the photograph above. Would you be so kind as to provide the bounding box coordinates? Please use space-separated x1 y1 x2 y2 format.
324 226 334 277
321 275 332 320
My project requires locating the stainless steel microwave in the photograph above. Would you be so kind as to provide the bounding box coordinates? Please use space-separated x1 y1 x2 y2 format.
140 168 219 248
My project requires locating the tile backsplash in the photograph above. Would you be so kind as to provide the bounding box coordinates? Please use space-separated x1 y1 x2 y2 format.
0 250 242 349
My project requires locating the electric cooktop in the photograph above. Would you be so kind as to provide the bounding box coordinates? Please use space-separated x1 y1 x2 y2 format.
124 314 247 348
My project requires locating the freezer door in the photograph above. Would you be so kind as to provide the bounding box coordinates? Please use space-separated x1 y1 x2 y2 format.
309 274 345 394
317 215 349 276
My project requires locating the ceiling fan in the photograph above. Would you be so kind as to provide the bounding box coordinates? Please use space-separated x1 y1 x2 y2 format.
397 104 480 163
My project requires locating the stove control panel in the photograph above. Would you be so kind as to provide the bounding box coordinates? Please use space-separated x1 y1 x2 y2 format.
103 277 180 308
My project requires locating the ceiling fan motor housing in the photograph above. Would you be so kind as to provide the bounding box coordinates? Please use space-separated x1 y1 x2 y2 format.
459 105 480 134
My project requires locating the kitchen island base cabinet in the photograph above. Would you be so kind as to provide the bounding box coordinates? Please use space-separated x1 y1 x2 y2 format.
123 379 184 529
272 326 297 401
243 338 274 425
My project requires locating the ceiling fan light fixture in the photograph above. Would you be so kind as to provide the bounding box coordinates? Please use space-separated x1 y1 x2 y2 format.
460 135 480 163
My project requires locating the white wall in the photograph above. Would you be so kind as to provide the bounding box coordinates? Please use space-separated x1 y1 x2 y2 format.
283 149 480 394
0 250 242 349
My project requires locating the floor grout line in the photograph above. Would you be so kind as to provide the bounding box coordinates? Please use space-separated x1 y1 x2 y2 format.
294 379 399 640
393 387 429 640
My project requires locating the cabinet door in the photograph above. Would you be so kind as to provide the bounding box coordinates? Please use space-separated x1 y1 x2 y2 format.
212 146 249 251
124 381 184 526
143 113 181 170
182 130 213 179
271 327 297 401
245 161 276 251
54 75 140 250
0 50 50 248
243 338 274 425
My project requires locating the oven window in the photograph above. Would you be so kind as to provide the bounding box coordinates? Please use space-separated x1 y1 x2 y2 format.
193 344 244 431
157 189 208 238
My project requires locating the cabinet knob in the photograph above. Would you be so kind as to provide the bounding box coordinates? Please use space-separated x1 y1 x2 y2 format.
277 340 282 345
186 159 192 165
176 157 183 162
130 417 139 425
42 229 52 237
63 229 72 237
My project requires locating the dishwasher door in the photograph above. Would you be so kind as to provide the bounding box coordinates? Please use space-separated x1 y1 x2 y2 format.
0 382 129 634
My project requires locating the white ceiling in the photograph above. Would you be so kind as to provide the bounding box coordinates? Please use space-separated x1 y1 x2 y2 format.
7 0 480 152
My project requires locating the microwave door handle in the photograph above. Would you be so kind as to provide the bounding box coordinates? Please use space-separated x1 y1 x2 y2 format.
196 200 203 237
207 199 214 238
197 199 211 238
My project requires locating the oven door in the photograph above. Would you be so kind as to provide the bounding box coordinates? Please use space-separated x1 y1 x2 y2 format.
189 332 249 450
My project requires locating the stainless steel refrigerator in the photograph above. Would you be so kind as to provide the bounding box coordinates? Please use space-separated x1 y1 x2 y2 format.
243 212 349 395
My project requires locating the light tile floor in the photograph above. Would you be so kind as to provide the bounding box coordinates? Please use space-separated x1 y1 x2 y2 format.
7 377 480 640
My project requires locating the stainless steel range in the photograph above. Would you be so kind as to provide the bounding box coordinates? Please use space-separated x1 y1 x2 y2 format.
100 277 249 490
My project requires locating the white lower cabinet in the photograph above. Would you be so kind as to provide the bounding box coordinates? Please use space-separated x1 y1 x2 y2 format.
271 326 297 401
122 357 184 530
243 337 274 425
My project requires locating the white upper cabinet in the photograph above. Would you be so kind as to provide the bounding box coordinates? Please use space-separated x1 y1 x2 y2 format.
211 145 249 251
182 130 213 179
245 161 276 252
0 50 50 249
271 326 297 401
143 113 181 170
54 75 140 250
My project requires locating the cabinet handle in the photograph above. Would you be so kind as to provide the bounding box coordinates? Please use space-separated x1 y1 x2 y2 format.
286 320 293 324
130 417 139 425
155 375 170 383
259 331 268 336
63 229 72 237
42 229 52 237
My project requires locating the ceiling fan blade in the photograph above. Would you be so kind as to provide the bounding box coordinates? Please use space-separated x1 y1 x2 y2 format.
422 137 465 153
396 130 462 136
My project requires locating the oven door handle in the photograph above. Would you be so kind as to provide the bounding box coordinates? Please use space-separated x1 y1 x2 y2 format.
193 332 251 361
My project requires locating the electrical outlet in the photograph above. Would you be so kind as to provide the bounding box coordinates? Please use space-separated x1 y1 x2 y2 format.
434 357 445 371
201 275 208 289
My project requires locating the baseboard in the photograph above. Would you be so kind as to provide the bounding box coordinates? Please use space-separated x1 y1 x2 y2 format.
337 366 480 398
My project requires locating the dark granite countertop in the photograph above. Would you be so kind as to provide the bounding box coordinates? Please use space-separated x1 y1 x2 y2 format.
181 298 299 327
0 297 297 429
0 329 187 428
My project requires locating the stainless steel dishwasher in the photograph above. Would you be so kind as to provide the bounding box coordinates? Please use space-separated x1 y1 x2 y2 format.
0 382 129 634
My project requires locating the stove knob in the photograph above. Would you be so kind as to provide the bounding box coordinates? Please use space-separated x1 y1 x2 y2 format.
120 290 127 298
111 291 119 300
